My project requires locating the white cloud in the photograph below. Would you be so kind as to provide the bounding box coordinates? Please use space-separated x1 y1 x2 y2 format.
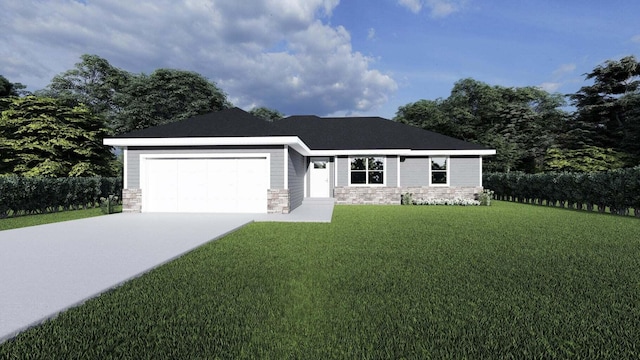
367 28 376 40
398 0 422 13
538 63 577 93
552 63 577 77
632 34 640 43
0 0 396 116
397 0 466 17
538 82 561 92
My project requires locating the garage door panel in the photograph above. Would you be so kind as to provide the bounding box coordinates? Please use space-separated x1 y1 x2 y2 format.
146 159 178 212
144 157 268 213
207 159 237 212
235 159 267 213
178 160 210 212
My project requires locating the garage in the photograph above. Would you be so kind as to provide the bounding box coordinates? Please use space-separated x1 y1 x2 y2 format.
143 157 268 213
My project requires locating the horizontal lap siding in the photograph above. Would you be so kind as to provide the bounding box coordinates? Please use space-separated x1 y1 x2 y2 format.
288 148 305 210
337 156 349 187
301 155 481 189
386 156 398 187
126 146 284 189
450 157 481 187
400 157 429 187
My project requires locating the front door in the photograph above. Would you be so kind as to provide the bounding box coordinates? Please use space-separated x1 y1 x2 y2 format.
309 157 330 197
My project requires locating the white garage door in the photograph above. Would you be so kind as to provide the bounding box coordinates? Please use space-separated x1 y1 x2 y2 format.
144 157 268 213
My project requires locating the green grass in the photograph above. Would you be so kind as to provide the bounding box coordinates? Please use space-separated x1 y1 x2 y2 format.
0 207 119 231
1 202 639 359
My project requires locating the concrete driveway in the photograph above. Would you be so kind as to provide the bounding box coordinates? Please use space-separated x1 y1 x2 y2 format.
0 213 255 343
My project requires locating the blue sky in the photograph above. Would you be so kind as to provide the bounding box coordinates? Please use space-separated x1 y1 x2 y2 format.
1 0 639 119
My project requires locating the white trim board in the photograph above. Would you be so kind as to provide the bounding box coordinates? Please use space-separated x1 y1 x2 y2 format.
105 137 496 157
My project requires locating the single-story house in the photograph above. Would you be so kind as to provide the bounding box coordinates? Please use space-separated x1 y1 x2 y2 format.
103 107 495 213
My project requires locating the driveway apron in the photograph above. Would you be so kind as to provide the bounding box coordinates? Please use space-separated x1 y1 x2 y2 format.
0 213 254 343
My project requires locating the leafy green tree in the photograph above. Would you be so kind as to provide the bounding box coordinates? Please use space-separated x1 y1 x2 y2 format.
395 99 452 135
250 106 285 122
38 54 131 125
0 75 28 102
1 75 20 97
113 69 231 133
395 78 566 172
568 55 640 162
544 146 628 172
0 96 116 177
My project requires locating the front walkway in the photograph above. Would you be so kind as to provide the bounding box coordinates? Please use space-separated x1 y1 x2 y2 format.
0 199 335 344
258 198 335 222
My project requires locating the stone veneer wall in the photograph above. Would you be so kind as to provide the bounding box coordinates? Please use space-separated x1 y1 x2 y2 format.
268 189 290 214
334 186 483 205
121 188 290 214
122 188 142 212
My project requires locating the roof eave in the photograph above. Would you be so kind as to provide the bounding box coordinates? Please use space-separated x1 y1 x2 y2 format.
104 136 312 155
104 137 496 157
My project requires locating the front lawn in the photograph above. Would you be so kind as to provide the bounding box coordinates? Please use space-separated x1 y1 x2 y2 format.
0 208 112 231
1 202 639 358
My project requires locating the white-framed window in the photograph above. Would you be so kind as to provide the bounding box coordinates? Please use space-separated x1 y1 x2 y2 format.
349 156 385 185
430 156 449 186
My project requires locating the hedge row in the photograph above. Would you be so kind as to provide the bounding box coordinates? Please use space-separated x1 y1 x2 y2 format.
0 177 122 218
483 167 640 217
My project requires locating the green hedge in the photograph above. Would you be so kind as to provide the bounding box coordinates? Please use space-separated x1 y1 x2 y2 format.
0 177 122 218
484 167 640 216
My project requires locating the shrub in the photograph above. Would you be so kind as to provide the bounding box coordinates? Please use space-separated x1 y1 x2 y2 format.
484 167 640 216
478 189 494 206
0 176 122 218
413 197 480 206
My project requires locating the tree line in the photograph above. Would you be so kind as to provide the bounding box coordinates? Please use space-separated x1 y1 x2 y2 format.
2 54 638 177
0 55 282 177
395 56 640 173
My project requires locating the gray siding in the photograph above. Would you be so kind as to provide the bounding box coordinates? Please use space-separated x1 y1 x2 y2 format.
126 146 284 189
400 157 430 186
450 156 481 187
386 156 398 187
287 147 305 210
336 156 349 186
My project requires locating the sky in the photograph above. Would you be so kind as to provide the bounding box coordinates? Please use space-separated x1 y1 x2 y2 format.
1 0 639 119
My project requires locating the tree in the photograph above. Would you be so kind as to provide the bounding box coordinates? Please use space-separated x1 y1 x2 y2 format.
250 106 285 121
41 55 233 134
395 99 452 135
0 96 116 177
113 69 231 133
569 55 640 163
39 54 131 125
0 75 27 98
394 78 567 172
544 146 628 172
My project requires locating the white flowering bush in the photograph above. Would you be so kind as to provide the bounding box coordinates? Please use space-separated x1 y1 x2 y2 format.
413 197 480 206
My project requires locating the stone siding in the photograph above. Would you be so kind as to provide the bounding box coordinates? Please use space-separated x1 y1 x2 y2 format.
334 186 483 205
122 188 142 212
268 189 290 214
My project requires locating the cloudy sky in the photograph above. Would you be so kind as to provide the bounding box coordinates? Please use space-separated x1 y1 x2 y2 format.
1 0 639 118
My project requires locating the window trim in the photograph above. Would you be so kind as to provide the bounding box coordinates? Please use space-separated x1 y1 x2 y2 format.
348 156 386 186
429 156 450 187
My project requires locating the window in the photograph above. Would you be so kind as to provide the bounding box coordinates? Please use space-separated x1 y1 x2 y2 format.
313 160 327 169
350 157 384 185
430 157 448 185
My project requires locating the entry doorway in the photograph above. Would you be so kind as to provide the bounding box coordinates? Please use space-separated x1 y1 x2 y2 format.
309 157 330 197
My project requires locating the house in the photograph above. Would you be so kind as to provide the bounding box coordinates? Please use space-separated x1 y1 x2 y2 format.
103 107 495 213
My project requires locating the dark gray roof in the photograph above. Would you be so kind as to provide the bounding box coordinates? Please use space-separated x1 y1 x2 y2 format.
114 107 280 138
114 107 489 151
276 115 488 151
